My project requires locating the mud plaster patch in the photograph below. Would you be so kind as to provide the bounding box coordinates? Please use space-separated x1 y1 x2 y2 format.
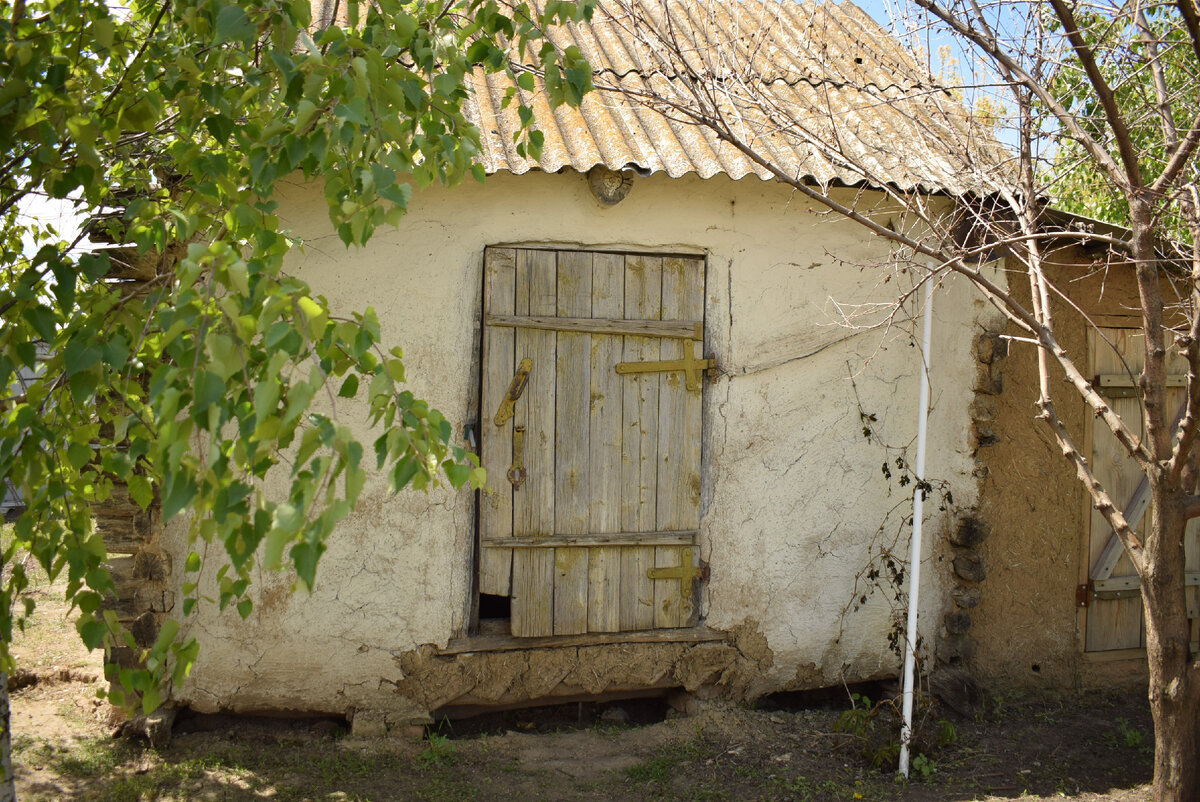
971 257 1097 690
783 661 822 691
730 621 773 668
389 622 777 717
674 644 739 691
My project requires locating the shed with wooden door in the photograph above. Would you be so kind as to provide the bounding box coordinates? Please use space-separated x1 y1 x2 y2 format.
137 0 1120 728
969 237 1200 692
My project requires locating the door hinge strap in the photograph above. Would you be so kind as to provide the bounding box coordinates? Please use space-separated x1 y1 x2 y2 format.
616 347 717 392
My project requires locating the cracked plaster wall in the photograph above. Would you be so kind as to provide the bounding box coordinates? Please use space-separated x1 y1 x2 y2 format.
165 170 1004 717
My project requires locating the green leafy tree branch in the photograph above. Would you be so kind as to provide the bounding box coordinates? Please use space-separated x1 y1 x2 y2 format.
1048 3 1200 240
0 0 594 732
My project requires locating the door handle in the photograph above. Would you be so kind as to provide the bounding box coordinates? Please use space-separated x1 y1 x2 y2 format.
494 357 532 426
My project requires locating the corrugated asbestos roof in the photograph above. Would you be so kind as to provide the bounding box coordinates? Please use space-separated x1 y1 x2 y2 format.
465 0 1010 195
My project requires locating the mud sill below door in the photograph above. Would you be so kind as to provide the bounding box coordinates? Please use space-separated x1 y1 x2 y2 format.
439 626 727 655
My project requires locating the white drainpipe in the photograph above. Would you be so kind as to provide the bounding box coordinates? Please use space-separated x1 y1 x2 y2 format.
898 275 934 777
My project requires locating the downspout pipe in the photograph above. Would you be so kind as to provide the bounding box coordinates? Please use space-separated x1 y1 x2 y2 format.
898 275 934 777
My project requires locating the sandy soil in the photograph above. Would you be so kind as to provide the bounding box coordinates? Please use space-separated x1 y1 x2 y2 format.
8 661 1155 800
6 569 1155 801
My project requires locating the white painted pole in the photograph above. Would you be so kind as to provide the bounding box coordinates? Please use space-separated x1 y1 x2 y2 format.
898 275 934 778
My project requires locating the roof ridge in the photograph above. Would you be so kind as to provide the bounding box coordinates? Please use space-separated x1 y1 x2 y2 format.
577 65 954 96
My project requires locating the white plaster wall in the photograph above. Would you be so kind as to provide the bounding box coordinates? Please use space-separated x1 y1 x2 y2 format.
170 169 998 715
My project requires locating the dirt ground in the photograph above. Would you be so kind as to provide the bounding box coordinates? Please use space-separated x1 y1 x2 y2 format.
9 573 1156 802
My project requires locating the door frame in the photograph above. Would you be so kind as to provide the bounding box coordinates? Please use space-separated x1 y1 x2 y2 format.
470 243 712 639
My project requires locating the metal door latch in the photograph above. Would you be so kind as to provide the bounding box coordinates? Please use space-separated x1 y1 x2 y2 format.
494 358 532 426
507 426 527 489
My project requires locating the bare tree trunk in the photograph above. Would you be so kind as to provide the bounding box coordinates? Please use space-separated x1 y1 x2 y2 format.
0 676 13 802
1144 494 1200 802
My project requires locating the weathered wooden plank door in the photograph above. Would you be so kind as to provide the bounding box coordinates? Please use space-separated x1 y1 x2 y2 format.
1086 328 1200 651
479 247 707 637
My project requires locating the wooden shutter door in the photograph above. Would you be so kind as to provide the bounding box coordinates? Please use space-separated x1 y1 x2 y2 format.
479 247 707 637
1086 328 1200 651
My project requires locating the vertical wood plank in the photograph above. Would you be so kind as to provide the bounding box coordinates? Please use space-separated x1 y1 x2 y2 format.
479 249 516 596
588 253 625 632
511 250 557 637
553 250 593 635
1087 330 1144 650
1087 329 1150 651
651 547 677 629
654 256 705 628
620 255 662 631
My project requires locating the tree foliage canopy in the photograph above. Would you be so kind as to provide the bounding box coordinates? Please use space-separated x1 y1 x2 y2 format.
0 0 592 712
1046 1 1200 240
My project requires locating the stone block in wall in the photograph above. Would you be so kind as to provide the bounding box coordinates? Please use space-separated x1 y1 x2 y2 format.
935 631 974 664
951 585 982 609
94 513 154 554
929 666 983 717
950 517 989 548
133 551 170 582
975 333 1008 364
108 646 140 670
968 398 996 423
944 611 972 635
953 551 986 583
129 611 162 649
969 426 999 451
102 587 176 622
974 363 1003 395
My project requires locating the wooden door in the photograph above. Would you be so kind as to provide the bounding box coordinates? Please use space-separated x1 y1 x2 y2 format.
1086 328 1200 651
478 247 707 637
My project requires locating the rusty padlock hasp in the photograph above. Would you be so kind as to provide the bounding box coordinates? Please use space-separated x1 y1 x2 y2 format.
507 425 527 489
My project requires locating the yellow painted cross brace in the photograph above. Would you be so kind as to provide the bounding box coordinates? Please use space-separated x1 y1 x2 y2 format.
647 547 702 599
615 344 715 392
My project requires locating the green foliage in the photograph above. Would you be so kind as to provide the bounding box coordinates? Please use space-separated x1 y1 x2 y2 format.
624 732 709 785
416 733 459 769
1047 5 1200 241
0 0 592 713
909 752 937 780
624 753 675 784
1103 717 1152 755
832 692 955 778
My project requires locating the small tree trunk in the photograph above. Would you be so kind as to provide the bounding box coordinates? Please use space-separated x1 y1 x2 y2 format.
0 676 14 802
1143 497 1200 802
